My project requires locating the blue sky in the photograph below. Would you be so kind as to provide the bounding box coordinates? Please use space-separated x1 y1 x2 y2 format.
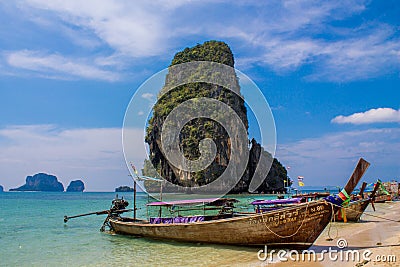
0 0 399 191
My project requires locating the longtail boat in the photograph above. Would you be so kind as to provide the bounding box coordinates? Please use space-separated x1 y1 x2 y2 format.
368 179 392 203
373 181 392 203
103 158 370 248
335 182 379 222
374 194 392 203
335 199 369 222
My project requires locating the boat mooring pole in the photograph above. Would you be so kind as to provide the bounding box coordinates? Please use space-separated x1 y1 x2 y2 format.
134 180 137 221
359 182 367 199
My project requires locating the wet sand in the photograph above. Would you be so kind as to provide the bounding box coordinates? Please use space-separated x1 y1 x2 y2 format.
249 201 400 267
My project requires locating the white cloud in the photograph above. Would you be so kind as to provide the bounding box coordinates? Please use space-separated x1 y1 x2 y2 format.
203 1 400 81
5 50 120 81
276 128 400 187
141 93 154 101
259 39 320 71
332 108 400 124
1 0 399 82
250 24 400 81
0 125 147 191
23 0 172 57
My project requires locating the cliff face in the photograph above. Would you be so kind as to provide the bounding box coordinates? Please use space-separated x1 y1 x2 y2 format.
10 173 64 192
230 139 290 193
0 185 3 192
66 180 85 192
145 41 288 193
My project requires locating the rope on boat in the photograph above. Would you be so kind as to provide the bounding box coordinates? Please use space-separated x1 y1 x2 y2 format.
259 201 310 239
326 202 338 240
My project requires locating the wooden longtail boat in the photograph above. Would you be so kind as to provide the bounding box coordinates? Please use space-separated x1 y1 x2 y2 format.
373 180 393 203
110 200 332 248
373 194 391 203
335 199 370 222
106 158 370 248
335 182 380 222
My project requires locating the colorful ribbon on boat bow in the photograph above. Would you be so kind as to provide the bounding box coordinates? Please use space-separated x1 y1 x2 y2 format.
324 189 350 207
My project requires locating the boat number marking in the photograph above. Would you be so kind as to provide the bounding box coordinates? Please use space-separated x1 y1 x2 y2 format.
248 205 327 226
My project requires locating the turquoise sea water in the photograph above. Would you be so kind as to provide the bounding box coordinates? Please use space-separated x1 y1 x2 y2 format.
0 191 326 267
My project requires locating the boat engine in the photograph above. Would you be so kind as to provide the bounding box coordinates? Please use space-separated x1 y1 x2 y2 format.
100 196 130 232
110 197 129 211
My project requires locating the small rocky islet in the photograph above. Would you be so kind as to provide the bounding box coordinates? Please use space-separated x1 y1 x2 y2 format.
115 186 134 192
9 173 85 192
66 180 85 192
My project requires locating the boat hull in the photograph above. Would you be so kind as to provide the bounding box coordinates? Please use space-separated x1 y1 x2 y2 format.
335 199 370 222
109 200 332 249
374 195 391 203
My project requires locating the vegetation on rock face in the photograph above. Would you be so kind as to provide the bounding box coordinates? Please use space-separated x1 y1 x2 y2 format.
144 40 289 193
171 41 235 66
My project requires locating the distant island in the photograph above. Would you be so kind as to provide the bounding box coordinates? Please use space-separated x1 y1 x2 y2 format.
115 186 134 192
66 180 85 192
0 185 3 192
10 173 64 192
